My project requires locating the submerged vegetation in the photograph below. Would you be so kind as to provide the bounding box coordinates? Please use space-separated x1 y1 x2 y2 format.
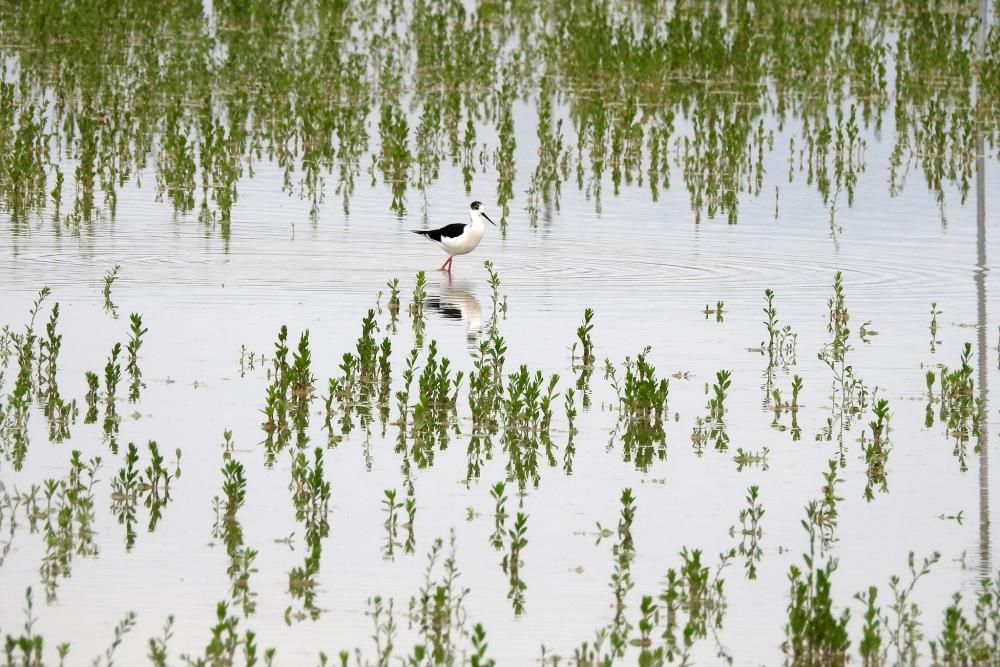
0 0 997 233
1 253 996 662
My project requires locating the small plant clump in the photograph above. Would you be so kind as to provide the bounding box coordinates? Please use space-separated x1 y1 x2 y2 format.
261 326 315 458
605 348 669 469
102 265 121 315
126 313 148 402
931 342 984 470
761 288 797 366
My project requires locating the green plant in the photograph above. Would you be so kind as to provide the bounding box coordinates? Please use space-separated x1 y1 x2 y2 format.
759 289 797 365
782 501 851 665
103 265 121 314
929 302 941 352
575 308 595 365
501 512 528 615
763 288 779 354
410 272 428 346
84 371 100 424
386 278 401 316
382 489 403 559
827 272 850 360
659 547 734 663
110 443 140 549
38 302 61 391
929 572 1000 663
709 369 732 419
862 399 891 501
733 486 764 580
617 488 636 556
484 261 502 315
489 482 507 551
126 313 148 402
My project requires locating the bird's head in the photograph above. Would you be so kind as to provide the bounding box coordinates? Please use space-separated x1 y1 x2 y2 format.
470 200 497 226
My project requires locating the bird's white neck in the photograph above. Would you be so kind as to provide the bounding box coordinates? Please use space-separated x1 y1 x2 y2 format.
469 210 484 228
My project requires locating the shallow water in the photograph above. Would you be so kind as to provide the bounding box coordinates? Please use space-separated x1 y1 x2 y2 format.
3 1 1000 665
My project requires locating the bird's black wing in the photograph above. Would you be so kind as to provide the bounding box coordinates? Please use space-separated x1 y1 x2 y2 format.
412 222 467 242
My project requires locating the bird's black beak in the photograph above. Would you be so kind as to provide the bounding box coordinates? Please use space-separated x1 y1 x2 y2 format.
482 212 497 227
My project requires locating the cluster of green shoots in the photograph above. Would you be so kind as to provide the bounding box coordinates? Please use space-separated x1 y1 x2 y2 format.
262 326 315 457
76 307 149 448
385 278 401 332
799 104 865 214
324 309 392 439
572 307 596 367
9 585 281 666
496 364 559 489
111 441 179 550
704 300 725 322
468 328 507 435
503 365 559 439
605 348 669 469
102 265 120 316
1 287 79 466
761 288 797 367
37 299 73 442
732 447 770 472
286 448 330 623
929 302 941 352
34 450 102 602
771 375 804 440
781 492 1000 667
399 340 462 467
782 500 851 664
692 370 732 454
410 271 428 345
862 399 892 501
0 0 987 230
501 511 529 615
382 488 416 559
488 482 508 551
816 274 871 456
212 456 257 616
826 272 850 361
347 533 495 666
102 342 122 438
484 261 506 317
775 460 959 666
9 248 1000 665
524 85 567 226
926 342 984 470
568 486 739 665
732 486 764 580
126 313 148 402
570 309 596 411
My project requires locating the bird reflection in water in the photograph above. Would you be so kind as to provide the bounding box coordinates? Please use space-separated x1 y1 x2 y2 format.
426 277 483 351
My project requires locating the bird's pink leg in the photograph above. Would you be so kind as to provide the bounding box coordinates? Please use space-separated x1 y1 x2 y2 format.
440 256 453 272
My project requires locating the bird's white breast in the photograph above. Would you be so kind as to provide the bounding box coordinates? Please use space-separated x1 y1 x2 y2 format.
441 220 485 256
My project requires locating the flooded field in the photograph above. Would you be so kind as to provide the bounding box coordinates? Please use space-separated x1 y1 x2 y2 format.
3 0 1000 664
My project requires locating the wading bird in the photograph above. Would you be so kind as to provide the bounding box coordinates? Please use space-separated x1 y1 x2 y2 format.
412 201 496 273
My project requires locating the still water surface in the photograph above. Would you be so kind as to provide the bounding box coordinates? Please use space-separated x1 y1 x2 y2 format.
2 1 1000 665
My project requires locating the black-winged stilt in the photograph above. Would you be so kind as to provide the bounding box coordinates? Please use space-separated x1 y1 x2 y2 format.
412 201 497 273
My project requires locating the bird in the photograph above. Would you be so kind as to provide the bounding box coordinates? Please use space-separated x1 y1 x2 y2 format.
412 200 496 273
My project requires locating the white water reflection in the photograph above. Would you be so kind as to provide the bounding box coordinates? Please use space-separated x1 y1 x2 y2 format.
426 277 484 351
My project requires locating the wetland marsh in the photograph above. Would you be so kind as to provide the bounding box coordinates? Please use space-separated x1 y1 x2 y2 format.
3 0 1000 664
